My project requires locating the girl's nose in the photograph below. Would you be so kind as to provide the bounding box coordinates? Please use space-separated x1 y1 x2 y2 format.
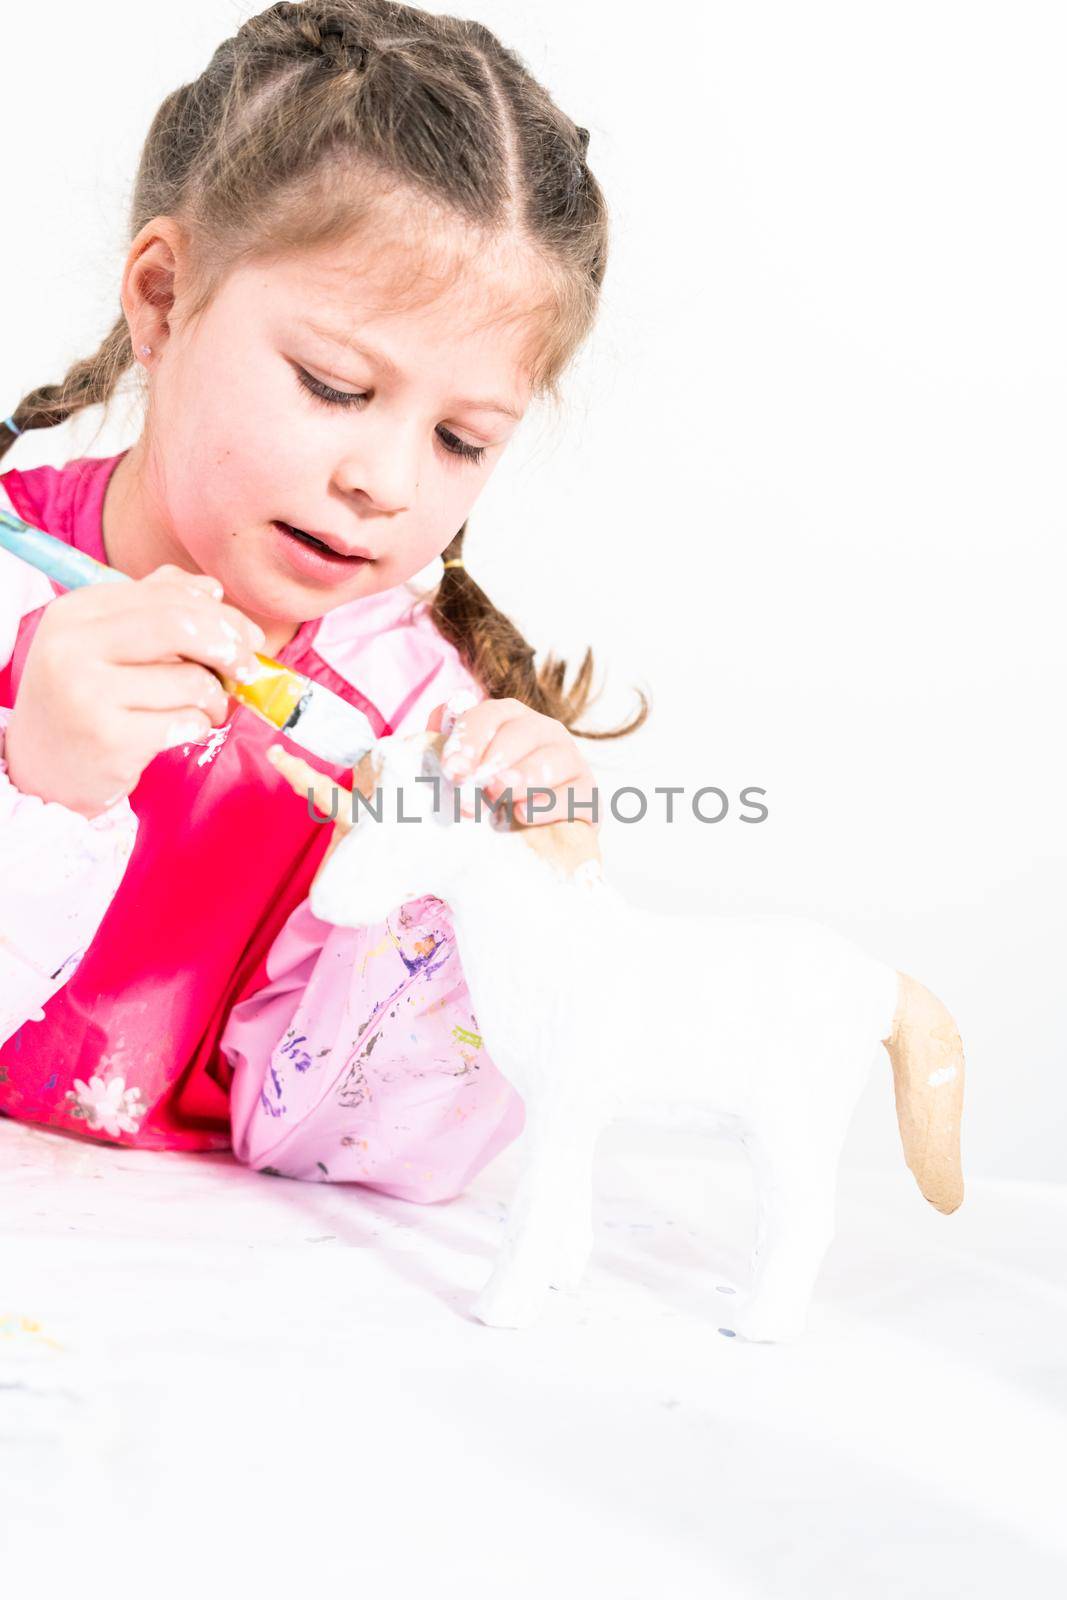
333 425 419 515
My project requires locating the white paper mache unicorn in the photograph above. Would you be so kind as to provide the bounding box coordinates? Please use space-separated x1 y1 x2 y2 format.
268 729 965 1342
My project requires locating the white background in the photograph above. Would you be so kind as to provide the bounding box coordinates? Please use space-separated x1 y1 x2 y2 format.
1 1 1064 1183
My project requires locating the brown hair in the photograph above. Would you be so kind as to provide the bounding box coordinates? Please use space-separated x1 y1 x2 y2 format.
0 0 647 739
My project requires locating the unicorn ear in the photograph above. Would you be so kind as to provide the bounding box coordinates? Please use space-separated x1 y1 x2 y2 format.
371 731 434 792
408 728 447 759
420 728 449 774
352 742 386 802
389 728 449 779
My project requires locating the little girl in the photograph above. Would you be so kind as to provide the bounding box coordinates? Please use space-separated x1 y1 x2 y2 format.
0 0 645 1202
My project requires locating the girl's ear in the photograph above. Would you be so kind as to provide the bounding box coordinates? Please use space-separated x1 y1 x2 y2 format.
120 217 186 361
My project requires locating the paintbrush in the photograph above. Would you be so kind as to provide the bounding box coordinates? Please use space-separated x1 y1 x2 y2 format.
0 507 378 769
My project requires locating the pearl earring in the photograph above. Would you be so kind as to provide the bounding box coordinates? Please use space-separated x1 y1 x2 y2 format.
140 344 152 357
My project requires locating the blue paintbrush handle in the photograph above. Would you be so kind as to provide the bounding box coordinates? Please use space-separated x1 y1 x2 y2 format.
0 507 376 766
0 509 130 589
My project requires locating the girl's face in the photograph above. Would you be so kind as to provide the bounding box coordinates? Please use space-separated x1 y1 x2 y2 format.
132 206 542 639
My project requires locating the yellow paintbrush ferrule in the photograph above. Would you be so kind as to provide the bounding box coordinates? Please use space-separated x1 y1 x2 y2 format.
217 651 375 766
219 654 306 731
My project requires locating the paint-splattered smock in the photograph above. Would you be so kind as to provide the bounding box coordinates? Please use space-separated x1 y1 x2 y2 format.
0 453 525 1200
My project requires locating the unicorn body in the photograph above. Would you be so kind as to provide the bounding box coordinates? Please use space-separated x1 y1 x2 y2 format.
270 733 965 1341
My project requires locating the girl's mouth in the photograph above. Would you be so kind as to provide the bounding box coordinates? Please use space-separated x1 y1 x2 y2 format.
270 520 373 584
273 521 349 557
287 524 333 554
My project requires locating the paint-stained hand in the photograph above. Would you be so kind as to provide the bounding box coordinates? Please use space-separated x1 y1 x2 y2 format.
3 564 265 818
426 695 599 830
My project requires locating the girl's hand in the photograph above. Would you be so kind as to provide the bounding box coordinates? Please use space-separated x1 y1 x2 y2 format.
4 564 265 818
427 695 598 829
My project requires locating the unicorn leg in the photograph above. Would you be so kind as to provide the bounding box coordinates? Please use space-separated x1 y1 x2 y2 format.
472 1083 598 1329
728 1122 845 1343
548 1110 604 1291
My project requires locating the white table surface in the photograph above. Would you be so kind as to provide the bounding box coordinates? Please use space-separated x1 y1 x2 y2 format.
2 1114 1065 1597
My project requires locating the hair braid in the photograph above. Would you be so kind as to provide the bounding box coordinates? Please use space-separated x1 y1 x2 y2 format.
0 315 133 467
429 523 649 740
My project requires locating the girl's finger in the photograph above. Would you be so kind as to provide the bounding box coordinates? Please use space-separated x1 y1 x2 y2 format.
463 726 543 789
117 661 232 724
484 739 581 798
440 697 542 779
126 706 215 755
428 689 481 738
142 565 226 602
511 784 598 825
85 596 264 679
512 768 596 826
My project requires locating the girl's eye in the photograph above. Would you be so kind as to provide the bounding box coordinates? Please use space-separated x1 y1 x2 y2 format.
296 367 367 410
294 367 488 466
435 426 487 466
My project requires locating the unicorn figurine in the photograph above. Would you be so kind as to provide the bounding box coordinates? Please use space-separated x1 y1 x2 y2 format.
268 731 965 1341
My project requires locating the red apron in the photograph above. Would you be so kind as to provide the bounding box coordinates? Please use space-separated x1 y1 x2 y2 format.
0 533 385 1151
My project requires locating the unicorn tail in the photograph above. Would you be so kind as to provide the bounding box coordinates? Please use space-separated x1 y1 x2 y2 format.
882 971 965 1214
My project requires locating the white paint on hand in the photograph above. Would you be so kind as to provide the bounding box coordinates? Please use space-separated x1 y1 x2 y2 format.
441 689 480 739
163 718 207 749
215 620 242 665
